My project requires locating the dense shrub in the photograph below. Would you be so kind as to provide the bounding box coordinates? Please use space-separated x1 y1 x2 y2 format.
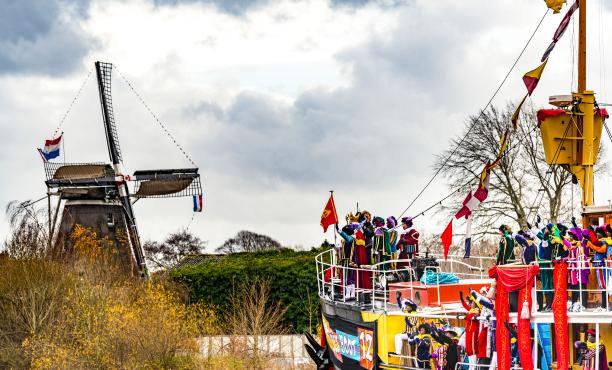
171 247 331 334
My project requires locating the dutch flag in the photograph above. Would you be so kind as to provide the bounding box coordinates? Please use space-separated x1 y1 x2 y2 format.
38 135 62 162
193 195 203 212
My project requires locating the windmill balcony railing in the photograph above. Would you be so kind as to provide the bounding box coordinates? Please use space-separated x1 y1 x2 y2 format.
315 249 494 313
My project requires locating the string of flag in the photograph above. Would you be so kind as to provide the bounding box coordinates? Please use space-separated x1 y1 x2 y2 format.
53 68 94 139
113 65 198 168
177 212 196 249
439 0 579 259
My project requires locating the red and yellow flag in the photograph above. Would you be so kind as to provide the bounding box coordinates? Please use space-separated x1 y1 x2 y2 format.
523 59 548 96
511 94 528 130
320 194 338 232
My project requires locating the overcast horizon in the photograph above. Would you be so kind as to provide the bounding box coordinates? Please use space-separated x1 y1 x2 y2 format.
3 0 612 252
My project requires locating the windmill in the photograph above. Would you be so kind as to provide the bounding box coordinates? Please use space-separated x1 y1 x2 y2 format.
44 61 202 276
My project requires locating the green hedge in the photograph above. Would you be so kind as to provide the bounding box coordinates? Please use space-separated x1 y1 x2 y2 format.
171 247 331 334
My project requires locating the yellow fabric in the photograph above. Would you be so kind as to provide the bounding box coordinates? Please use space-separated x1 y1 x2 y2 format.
417 334 434 341
511 94 528 130
524 59 549 80
511 338 517 344
486 132 508 173
587 340 604 350
544 0 565 14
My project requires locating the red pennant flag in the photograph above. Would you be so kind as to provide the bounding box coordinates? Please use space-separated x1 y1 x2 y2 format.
441 220 453 260
523 59 548 96
320 194 338 232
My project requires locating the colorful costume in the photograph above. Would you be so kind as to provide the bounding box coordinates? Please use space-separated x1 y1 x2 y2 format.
567 227 590 310
471 289 496 363
407 329 434 369
394 298 420 354
373 217 393 271
496 226 515 265
513 233 536 265
399 216 420 259
338 227 358 298
460 297 480 370
575 332 608 370
431 329 459 370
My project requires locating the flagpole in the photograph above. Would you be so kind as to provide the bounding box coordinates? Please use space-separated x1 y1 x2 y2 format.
62 132 65 163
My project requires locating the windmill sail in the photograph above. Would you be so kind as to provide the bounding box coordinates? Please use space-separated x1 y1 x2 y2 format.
96 62 122 164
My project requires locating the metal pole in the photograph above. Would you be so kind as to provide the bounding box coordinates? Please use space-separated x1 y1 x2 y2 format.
47 189 51 247
595 323 600 370
578 0 586 93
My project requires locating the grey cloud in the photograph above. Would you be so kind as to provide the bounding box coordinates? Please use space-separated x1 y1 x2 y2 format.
0 0 92 76
154 0 405 16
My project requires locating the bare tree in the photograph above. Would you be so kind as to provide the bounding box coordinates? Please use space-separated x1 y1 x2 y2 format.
434 101 608 235
4 200 53 259
215 231 282 254
143 229 208 269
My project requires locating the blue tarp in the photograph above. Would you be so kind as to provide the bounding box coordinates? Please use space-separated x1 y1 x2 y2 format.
419 270 460 284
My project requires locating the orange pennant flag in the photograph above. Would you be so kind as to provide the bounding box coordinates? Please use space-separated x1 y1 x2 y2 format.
511 94 528 130
523 59 548 96
320 194 338 232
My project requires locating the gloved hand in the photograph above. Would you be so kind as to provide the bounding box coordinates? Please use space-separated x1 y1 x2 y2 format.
574 341 581 348
459 291 464 301
537 215 541 224
456 314 465 320
471 291 478 299
396 290 402 303
571 216 578 228
526 221 532 230
335 223 340 232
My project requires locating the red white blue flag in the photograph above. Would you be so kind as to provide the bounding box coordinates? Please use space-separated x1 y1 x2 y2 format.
38 135 62 162
193 195 203 212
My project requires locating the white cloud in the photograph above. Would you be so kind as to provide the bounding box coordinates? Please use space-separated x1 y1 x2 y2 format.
3 0 612 252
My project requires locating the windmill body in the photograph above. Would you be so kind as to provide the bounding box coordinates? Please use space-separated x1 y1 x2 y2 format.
46 62 202 276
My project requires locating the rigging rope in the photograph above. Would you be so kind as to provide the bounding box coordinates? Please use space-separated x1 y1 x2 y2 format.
53 68 94 139
396 9 549 220
525 114 573 222
407 123 540 224
113 65 198 168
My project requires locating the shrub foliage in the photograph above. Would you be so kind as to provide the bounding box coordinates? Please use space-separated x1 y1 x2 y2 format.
171 247 330 334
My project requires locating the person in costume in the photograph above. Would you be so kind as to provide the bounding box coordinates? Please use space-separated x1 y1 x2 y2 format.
586 224 612 312
547 222 569 260
513 230 537 265
496 225 515 265
393 291 421 356
470 285 496 367
387 216 399 271
398 217 420 259
362 211 375 265
430 327 460 370
336 223 359 299
457 291 480 370
567 217 590 312
533 216 554 312
373 216 393 272
407 323 436 369
575 329 608 370
346 212 373 291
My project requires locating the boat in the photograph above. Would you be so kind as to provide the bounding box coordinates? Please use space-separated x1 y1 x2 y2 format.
304 1 612 370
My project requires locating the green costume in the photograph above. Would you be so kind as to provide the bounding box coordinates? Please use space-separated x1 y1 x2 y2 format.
497 232 515 265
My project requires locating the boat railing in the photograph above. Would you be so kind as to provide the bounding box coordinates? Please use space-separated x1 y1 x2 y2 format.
315 248 492 313
529 259 612 313
454 362 495 370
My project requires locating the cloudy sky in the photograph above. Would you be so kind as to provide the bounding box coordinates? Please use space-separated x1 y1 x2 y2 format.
2 0 612 251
